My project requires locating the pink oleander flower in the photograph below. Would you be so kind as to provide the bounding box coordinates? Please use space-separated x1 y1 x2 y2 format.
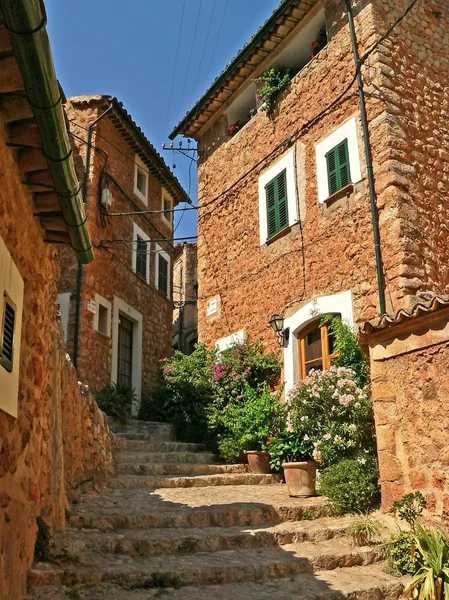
163 366 174 376
213 363 226 380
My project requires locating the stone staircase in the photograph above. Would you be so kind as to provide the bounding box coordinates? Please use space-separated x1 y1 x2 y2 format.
27 420 404 600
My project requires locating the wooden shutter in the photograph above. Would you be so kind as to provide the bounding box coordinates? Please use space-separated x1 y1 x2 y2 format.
326 139 351 196
265 169 288 239
0 298 15 373
136 235 147 279
158 255 169 295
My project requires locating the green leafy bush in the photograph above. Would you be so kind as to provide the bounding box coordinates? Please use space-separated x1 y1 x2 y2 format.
268 431 314 473
322 315 368 387
209 382 286 462
387 530 422 576
255 68 291 113
289 366 375 467
95 383 137 423
319 458 380 515
389 491 426 527
35 516 50 562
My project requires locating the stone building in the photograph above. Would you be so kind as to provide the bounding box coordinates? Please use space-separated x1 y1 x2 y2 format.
173 243 198 354
0 2 115 599
59 96 189 410
171 0 449 507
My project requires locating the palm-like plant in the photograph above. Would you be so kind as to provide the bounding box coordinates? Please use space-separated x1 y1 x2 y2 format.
403 522 449 600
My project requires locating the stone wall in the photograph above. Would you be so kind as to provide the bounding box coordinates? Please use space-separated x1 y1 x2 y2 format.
60 99 174 401
0 103 115 600
366 304 449 513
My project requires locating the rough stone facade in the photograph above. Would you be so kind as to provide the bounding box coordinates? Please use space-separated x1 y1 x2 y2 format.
365 300 449 514
173 243 198 354
0 104 115 599
59 97 181 406
191 0 449 365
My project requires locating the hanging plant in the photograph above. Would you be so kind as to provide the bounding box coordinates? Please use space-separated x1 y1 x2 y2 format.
310 25 328 58
255 67 291 114
227 120 242 138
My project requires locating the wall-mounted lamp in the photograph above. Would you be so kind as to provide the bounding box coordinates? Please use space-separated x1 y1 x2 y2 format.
268 314 289 347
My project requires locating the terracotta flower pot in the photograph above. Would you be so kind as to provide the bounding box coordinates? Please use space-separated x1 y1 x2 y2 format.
246 450 272 474
282 461 317 497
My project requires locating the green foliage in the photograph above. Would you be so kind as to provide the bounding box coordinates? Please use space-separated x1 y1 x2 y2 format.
319 458 380 515
268 431 314 473
34 516 50 562
66 590 81 599
403 522 449 600
289 366 375 467
322 315 368 387
302 511 314 521
389 491 426 527
347 515 379 546
311 25 328 57
387 530 422 576
209 382 286 463
129 572 181 590
95 383 137 423
255 68 291 113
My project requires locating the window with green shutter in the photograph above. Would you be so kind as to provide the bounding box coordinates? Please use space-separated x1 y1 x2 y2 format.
0 295 16 373
158 255 169 296
265 169 289 239
325 139 351 196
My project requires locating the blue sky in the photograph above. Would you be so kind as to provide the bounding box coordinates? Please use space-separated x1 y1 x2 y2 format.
45 0 280 239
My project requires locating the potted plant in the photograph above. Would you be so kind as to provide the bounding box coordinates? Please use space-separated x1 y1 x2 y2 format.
269 431 317 496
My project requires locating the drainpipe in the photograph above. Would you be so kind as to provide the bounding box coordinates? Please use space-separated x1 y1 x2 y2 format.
73 102 113 367
345 0 386 315
2 0 94 265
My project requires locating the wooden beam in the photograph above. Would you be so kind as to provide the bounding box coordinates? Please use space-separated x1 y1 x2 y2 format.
0 96 33 123
0 56 24 93
33 192 60 213
44 231 71 244
41 217 67 233
9 121 41 148
0 25 12 54
19 147 47 172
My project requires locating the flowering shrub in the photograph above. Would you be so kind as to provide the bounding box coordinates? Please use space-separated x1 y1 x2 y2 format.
289 366 375 467
310 25 328 59
227 120 242 137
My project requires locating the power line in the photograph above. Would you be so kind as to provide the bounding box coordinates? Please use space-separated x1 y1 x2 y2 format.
165 0 187 136
191 0 218 98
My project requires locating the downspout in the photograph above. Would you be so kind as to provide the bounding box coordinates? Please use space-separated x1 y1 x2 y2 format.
345 0 386 315
73 102 113 367
2 0 94 265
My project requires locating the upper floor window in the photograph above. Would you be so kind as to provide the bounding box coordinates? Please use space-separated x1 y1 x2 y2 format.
155 244 171 298
133 155 148 205
298 317 340 379
132 223 150 284
258 149 298 245
1 295 16 373
315 116 362 203
162 191 173 228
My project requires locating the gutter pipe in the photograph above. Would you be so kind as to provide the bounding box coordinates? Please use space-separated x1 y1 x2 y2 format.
345 0 386 315
73 102 113 367
2 0 94 264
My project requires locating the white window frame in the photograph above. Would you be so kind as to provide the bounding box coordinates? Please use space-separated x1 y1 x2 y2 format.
0 235 24 418
215 330 245 353
162 189 173 229
133 154 149 205
258 148 299 245
155 244 171 298
282 290 354 394
315 116 362 203
132 223 151 284
93 293 112 337
111 296 143 415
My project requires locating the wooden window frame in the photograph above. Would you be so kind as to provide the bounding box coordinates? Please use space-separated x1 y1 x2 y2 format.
298 319 340 380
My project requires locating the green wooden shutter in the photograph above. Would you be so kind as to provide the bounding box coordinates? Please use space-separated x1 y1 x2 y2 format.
0 299 15 373
158 255 169 296
325 139 351 196
265 169 288 239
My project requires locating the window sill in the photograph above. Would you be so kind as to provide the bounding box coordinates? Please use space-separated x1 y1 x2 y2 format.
265 225 292 245
95 330 110 339
322 184 354 206
134 271 149 285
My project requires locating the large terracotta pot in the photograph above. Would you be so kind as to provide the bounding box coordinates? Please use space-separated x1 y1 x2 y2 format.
282 461 317 497
246 450 272 474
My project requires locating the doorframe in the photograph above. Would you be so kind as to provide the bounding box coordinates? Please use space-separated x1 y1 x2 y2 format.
111 296 143 414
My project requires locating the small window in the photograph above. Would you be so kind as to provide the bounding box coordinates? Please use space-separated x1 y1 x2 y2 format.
93 294 111 337
97 304 109 336
162 193 173 227
325 139 351 196
0 295 16 373
266 169 289 238
298 317 340 379
133 155 148 204
158 255 169 296
135 235 148 280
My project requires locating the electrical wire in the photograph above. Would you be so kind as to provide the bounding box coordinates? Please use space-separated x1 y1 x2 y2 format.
165 0 187 136
191 0 218 99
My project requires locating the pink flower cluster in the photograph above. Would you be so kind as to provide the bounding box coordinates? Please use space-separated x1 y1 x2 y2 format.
213 363 226 380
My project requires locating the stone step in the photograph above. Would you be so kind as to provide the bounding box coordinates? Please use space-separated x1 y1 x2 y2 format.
27 564 404 600
114 438 207 452
116 450 220 464
52 517 355 560
117 462 249 476
110 473 281 489
67 487 329 530
109 420 175 441
29 541 385 588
